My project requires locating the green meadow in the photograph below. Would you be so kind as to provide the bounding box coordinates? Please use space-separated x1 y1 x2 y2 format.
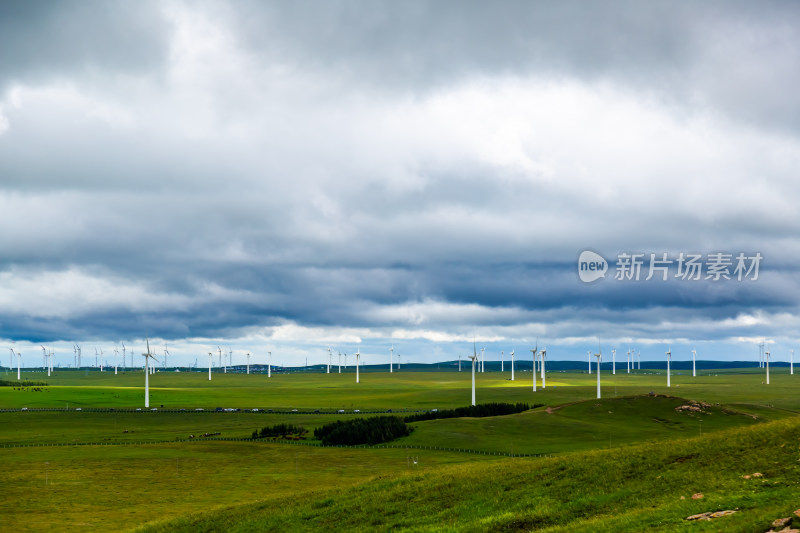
1 367 798 531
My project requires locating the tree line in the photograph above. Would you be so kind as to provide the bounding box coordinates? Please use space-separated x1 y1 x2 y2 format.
404 402 538 423
314 416 412 446
251 423 308 440
0 379 49 387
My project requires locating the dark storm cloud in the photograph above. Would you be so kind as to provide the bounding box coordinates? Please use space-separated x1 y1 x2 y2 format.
232 0 800 132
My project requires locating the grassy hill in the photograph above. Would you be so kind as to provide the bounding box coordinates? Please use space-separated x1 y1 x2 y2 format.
136 415 800 532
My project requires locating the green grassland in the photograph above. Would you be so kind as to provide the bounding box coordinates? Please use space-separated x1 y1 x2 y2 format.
138 417 800 533
0 368 798 531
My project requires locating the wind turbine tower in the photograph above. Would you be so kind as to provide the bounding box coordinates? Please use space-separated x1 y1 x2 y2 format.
540 348 547 388
114 347 118 375
355 348 361 384
268 351 272 378
389 344 393 373
164 344 169 370
594 346 602 398
73 345 77 368
246 352 251 375
612 349 616 375
142 340 159 408
207 352 213 380
791 349 794 375
530 346 537 392
765 349 771 385
41 346 47 374
122 342 126 370
587 350 592 374
666 347 672 388
327 346 331 374
500 350 504 373
626 349 630 374
510 349 515 381
458 353 461 372
16 350 22 380
469 342 478 406
692 349 696 377
338 351 342 373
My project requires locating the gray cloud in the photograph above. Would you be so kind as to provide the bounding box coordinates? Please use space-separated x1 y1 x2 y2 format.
1 1 799 363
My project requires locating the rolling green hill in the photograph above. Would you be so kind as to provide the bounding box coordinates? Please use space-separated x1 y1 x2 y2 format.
136 416 800 532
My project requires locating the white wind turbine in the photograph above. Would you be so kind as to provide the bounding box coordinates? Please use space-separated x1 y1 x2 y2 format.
15 350 22 380
327 346 331 374
637 349 641 370
791 349 794 375
164 344 170 370
76 344 81 369
389 344 394 373
217 346 223 371
692 349 697 377
469 341 478 406
41 346 47 375
530 344 538 392
114 347 118 375
587 350 592 374
355 348 361 384
540 347 547 388
207 352 213 381
228 348 233 373
338 351 342 373
142 340 159 408
594 346 602 398
458 353 461 372
246 352 251 375
501 350 504 373
665 347 672 387
268 351 272 378
510 349 515 381
122 342 126 370
73 345 77 368
765 349 771 385
48 350 53 376
612 349 616 375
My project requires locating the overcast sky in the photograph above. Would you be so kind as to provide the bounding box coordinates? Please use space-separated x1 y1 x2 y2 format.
2 1 799 367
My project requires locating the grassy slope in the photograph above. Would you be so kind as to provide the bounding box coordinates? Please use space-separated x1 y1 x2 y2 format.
137 416 800 533
396 394 786 455
1 442 497 533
